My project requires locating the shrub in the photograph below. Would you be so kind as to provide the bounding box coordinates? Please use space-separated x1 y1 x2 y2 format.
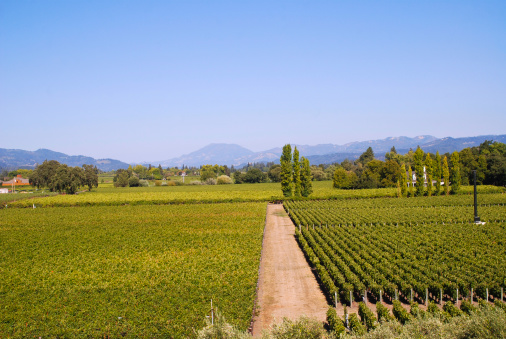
166 180 177 186
443 301 463 317
205 178 217 185
376 302 393 322
154 180 162 186
128 176 140 187
139 179 149 187
494 299 506 312
460 300 477 315
349 313 366 335
189 180 203 185
217 175 233 185
393 300 411 324
197 308 249 339
326 307 345 335
267 316 328 339
410 301 425 319
358 302 377 330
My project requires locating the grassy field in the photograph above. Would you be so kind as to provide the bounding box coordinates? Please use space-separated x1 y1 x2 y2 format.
0 203 266 338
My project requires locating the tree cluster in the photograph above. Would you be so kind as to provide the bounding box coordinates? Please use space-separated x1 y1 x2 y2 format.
280 144 312 197
331 146 459 196
29 160 98 194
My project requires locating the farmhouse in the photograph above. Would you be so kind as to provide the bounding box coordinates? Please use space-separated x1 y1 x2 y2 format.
407 166 443 187
2 175 30 186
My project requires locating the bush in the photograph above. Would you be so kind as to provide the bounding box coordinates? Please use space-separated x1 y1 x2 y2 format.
460 300 477 315
376 302 393 322
267 316 329 339
128 176 140 187
196 309 249 339
326 307 345 335
349 313 366 335
393 300 411 324
410 301 425 319
166 180 177 186
139 179 149 187
443 301 463 318
154 180 162 186
217 175 233 185
189 180 203 185
494 299 506 312
205 178 217 185
358 302 377 330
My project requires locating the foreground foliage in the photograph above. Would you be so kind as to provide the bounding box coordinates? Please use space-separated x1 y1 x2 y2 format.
197 303 506 338
0 203 265 338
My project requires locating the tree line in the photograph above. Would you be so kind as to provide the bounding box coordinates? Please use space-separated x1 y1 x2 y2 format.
29 160 99 194
331 140 505 196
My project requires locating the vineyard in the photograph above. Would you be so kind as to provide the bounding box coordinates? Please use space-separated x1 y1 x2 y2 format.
285 193 506 307
0 203 265 338
3 182 502 208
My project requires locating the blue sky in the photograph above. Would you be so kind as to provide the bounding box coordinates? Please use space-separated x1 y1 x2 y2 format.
1 1 505 163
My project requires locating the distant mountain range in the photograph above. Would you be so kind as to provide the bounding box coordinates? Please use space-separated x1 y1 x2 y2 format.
156 134 505 167
0 148 129 172
1 134 505 171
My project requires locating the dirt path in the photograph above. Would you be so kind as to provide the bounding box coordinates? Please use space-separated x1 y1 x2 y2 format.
250 204 328 337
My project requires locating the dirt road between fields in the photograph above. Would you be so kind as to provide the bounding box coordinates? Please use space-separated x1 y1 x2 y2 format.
250 204 328 337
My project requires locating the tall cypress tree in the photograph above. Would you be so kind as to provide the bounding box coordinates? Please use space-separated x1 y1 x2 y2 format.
292 147 302 197
300 157 313 197
443 156 450 196
280 144 293 197
434 151 442 195
425 154 433 197
408 166 413 197
450 151 461 195
400 163 407 197
413 147 425 196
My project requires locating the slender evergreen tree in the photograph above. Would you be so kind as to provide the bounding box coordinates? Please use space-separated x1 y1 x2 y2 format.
400 163 407 197
300 157 313 197
443 156 450 196
408 166 413 197
280 144 292 197
434 151 442 195
450 151 461 195
425 154 433 197
413 147 425 196
293 147 301 197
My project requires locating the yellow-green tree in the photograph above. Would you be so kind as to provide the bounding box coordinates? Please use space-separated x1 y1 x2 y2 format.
443 156 450 196
434 152 442 195
413 147 425 196
425 154 433 196
450 151 461 194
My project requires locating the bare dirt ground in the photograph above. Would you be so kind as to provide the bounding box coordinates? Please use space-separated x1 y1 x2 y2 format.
250 204 328 337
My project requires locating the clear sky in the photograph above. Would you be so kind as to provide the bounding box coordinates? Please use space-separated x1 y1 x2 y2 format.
1 1 505 163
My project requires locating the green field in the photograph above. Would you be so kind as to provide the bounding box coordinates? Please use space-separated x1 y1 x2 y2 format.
0 203 266 338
